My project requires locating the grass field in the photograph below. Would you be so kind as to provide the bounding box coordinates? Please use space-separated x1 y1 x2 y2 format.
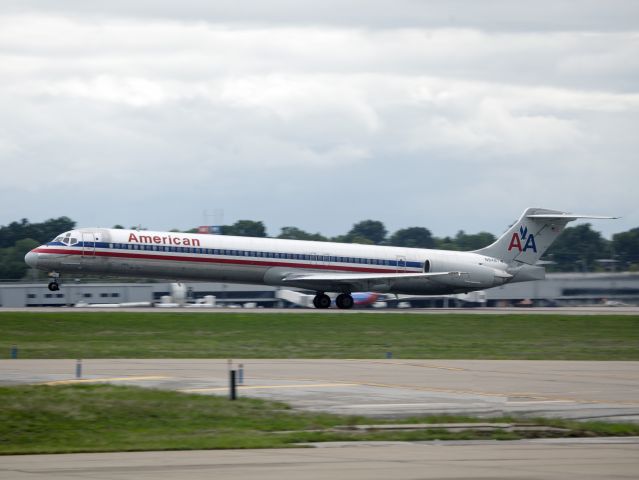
2 384 638 454
0 312 637 359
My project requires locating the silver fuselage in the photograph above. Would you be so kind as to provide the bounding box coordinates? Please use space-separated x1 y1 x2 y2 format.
25 227 518 295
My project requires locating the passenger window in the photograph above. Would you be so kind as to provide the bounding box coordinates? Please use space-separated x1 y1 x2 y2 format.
63 238 70 245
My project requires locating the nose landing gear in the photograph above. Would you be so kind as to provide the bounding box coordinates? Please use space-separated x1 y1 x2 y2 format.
48 272 60 292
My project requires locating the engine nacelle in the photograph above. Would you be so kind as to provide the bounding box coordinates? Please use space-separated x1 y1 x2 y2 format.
425 255 508 289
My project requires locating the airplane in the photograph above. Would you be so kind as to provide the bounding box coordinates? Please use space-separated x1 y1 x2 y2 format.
24 208 615 309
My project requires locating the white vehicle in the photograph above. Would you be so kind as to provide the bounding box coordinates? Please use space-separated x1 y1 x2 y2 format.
24 208 614 309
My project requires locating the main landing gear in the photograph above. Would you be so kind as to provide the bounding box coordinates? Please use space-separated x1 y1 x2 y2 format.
48 272 60 292
335 293 354 310
312 293 331 309
312 292 354 309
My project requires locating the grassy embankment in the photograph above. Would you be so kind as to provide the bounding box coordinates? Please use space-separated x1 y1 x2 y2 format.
2 384 639 454
0 312 637 359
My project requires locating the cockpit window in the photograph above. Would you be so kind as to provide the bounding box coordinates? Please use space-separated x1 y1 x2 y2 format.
55 231 79 245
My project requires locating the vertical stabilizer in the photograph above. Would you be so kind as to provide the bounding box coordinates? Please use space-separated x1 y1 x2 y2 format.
474 208 616 265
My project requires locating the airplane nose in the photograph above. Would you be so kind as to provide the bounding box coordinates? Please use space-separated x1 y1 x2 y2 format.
25 250 39 268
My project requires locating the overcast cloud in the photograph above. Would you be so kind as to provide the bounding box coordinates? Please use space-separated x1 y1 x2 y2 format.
0 1 637 238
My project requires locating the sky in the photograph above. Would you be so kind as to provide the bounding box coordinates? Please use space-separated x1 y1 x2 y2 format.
1 0 638 240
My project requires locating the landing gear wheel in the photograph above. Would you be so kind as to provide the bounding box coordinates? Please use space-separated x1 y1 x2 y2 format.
335 293 354 310
47 272 60 291
312 293 331 309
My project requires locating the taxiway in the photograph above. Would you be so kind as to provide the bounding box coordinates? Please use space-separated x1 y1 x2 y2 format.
3 359 639 422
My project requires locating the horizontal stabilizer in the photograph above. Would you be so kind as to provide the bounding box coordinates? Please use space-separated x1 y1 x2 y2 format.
527 214 619 220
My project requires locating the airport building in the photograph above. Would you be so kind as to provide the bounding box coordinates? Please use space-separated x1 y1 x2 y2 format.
1 272 638 308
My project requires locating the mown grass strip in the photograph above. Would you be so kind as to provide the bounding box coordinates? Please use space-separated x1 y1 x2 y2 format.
0 312 638 360
1 384 639 454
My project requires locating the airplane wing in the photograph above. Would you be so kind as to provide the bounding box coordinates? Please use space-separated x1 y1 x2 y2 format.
281 271 468 292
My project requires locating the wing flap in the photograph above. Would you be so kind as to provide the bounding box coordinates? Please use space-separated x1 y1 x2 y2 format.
281 271 466 292
283 272 455 282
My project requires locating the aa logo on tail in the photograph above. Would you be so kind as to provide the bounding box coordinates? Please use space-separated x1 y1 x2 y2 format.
508 225 537 253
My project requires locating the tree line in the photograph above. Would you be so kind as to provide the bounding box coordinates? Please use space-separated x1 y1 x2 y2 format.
1 216 637 280
214 219 639 273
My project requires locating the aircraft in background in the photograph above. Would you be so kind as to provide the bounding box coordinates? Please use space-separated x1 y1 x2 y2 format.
24 208 615 309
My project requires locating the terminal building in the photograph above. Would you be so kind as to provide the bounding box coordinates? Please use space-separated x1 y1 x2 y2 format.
1 272 638 308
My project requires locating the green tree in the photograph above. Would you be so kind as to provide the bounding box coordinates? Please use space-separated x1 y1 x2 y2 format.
339 220 387 245
388 227 435 248
612 227 639 270
435 236 459 250
0 238 39 280
222 220 267 237
454 230 497 251
277 227 327 241
0 217 75 248
544 224 611 272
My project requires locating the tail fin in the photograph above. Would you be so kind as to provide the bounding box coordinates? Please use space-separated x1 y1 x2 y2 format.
474 208 617 265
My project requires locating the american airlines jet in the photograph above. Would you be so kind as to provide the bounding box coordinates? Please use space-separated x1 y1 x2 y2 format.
24 208 614 309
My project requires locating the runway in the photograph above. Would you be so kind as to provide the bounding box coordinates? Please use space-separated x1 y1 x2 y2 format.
1 306 638 314
1 438 638 479
3 359 639 422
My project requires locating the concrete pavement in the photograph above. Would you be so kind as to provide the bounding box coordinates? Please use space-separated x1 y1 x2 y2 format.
1 438 638 479
3 359 639 422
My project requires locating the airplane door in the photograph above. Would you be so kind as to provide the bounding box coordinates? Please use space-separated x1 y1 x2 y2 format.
396 255 406 272
81 232 97 258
